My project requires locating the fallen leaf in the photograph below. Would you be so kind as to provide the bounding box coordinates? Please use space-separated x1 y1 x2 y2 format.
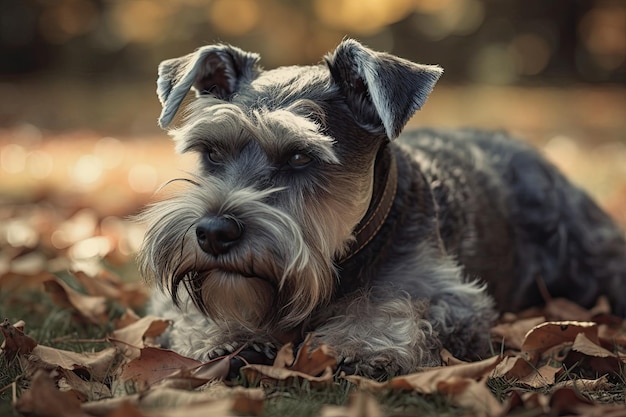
119 347 201 389
44 277 108 323
230 387 265 416
0 270 56 292
271 342 295 369
73 270 147 308
0 318 38 360
388 355 502 393
80 394 140 416
320 391 383 417
109 315 170 359
57 367 112 401
491 316 545 350
241 362 335 388
30 345 119 381
289 335 337 376
14 369 89 417
98 386 263 417
104 401 148 417
563 332 622 374
240 337 337 387
440 348 467 365
520 321 598 362
504 390 550 415
549 387 594 415
114 308 141 329
491 355 534 380
437 377 505 417
543 298 594 321
551 375 612 393
517 364 560 388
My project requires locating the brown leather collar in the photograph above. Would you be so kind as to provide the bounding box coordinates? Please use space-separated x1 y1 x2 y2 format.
337 148 398 264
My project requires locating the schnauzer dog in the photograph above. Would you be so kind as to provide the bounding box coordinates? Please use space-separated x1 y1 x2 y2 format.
140 39 626 378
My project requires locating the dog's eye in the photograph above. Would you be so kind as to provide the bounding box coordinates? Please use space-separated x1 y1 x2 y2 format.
288 153 313 169
206 148 225 164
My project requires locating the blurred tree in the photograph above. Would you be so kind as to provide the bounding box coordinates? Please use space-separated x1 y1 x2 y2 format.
1 0 624 84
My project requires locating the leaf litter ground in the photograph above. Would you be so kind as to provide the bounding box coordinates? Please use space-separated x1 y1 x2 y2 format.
2 128 626 417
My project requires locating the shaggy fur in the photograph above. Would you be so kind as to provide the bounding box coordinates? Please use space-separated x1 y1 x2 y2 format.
140 39 626 378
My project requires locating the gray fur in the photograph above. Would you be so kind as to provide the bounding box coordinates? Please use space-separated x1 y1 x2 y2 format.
140 39 626 379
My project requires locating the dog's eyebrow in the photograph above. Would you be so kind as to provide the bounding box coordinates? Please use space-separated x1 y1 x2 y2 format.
170 101 253 154
252 107 339 164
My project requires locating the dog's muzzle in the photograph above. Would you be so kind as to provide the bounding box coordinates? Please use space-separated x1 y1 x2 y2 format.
195 215 244 255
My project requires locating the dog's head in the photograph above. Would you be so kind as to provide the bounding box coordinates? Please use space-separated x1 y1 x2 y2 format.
139 39 442 333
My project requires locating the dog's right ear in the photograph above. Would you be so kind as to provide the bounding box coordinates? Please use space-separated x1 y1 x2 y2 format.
156 44 261 128
325 39 442 140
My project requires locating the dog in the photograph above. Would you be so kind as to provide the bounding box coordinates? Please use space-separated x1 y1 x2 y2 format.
139 39 626 378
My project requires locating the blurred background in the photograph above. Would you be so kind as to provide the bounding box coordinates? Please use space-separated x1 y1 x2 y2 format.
0 0 625 281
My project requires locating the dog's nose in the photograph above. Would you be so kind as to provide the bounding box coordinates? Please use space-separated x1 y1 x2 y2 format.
195 216 244 255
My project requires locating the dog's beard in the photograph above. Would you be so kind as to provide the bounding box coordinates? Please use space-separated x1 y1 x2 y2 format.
136 177 343 332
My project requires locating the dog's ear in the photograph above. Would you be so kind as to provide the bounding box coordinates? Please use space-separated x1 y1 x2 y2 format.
325 39 443 139
156 44 261 128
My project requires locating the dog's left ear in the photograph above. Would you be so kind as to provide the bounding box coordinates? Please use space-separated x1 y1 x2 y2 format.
156 44 261 128
325 39 443 139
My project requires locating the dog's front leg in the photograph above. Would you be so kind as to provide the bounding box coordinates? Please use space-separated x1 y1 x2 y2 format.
310 292 442 379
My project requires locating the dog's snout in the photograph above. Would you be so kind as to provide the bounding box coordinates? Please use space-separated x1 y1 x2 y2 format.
195 216 244 255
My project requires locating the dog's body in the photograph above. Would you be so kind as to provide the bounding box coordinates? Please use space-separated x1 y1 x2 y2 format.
141 40 626 378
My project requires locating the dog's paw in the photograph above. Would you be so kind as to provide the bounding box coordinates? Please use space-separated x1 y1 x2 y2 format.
337 353 402 380
207 341 278 380
227 342 277 380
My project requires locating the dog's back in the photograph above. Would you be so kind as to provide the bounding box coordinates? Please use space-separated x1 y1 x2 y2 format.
400 128 626 314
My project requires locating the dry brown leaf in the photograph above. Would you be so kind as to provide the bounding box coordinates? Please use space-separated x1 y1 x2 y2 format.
81 393 140 416
105 386 263 417
73 270 148 308
242 362 335 387
114 308 141 329
289 335 337 376
186 355 232 381
520 321 598 362
543 298 594 321
320 391 383 417
440 348 467 365
271 342 295 369
109 315 170 359
437 377 505 417
504 390 550 415
548 387 594 415
564 332 622 373
229 388 265 416
491 355 535 380
0 318 37 360
0 270 56 292
14 369 90 417
571 332 617 358
241 338 336 387
551 375 612 393
57 367 112 402
44 277 108 323
30 345 119 381
517 364 560 388
388 355 502 393
104 401 148 417
119 347 202 389
598 323 626 351
491 316 545 350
